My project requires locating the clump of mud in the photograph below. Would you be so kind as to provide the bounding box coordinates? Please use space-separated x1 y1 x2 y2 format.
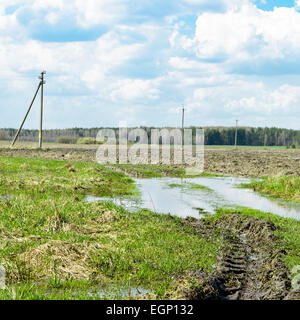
162 271 222 300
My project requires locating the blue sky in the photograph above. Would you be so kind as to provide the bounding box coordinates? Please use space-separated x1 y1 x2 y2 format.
1 0 300 129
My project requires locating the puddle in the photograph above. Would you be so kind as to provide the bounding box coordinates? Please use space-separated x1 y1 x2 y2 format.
90 286 152 299
46 285 152 300
0 195 12 201
85 176 300 220
84 194 142 209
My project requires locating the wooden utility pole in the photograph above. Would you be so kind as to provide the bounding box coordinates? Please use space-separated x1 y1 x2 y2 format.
264 128 267 147
10 71 46 148
182 105 185 162
11 82 41 148
39 71 46 148
235 119 238 149
182 105 185 131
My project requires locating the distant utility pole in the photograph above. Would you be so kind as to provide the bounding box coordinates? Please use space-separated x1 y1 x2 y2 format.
182 105 185 161
39 71 46 148
11 71 46 148
182 105 185 131
264 128 267 147
235 119 238 149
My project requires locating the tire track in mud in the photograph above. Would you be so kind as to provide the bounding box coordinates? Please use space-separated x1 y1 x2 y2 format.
187 214 300 300
216 235 248 300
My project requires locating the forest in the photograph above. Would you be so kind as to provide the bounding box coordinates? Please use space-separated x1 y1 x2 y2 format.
0 126 299 146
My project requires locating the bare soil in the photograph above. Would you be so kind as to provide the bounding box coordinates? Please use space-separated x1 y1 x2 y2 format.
205 148 300 177
1 146 300 177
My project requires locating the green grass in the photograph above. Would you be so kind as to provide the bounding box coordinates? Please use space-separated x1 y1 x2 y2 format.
168 182 212 191
109 164 186 178
110 164 222 178
242 176 300 202
0 156 136 198
0 156 219 300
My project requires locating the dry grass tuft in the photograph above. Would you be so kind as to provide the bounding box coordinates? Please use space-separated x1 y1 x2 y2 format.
19 240 103 281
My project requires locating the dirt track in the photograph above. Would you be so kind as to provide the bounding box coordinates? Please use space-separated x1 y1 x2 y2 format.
171 214 300 300
1 146 300 177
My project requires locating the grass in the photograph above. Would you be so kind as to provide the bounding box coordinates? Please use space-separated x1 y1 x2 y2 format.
168 182 212 191
242 175 300 202
0 156 219 300
210 207 300 275
110 164 186 178
109 164 222 179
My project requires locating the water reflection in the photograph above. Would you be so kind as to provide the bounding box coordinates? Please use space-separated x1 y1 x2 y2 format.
85 177 300 220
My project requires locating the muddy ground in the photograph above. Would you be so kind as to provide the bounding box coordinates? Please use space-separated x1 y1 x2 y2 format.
1 146 300 177
164 213 300 300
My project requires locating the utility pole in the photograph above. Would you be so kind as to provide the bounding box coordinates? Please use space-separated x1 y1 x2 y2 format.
235 119 238 149
181 105 185 162
39 71 46 148
182 105 185 131
10 71 46 148
264 128 267 147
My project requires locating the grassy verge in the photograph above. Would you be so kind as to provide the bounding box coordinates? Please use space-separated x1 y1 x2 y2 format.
168 182 212 191
109 164 186 178
242 176 300 202
109 164 222 178
0 156 219 300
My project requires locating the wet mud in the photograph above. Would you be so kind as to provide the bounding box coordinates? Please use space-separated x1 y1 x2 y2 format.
180 213 300 300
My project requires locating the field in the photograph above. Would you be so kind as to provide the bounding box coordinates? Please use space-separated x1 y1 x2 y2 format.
1 140 300 176
0 143 299 300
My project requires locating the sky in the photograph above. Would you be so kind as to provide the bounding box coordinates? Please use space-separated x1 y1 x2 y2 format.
1 0 300 129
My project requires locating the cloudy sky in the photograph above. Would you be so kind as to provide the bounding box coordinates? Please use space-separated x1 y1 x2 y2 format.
1 0 300 129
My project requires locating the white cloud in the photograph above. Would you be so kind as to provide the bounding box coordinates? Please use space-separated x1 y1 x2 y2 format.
183 0 248 8
45 12 60 24
74 0 128 28
225 85 300 114
169 56 223 74
0 28 144 97
173 4 300 68
110 79 161 101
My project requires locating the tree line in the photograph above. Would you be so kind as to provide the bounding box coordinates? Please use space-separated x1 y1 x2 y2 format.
0 126 299 146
